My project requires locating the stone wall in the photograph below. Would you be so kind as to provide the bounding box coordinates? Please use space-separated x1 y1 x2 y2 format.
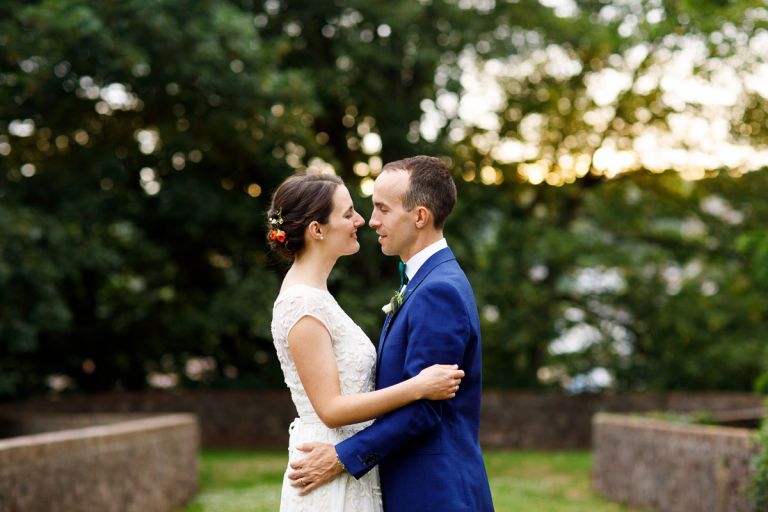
480 390 764 449
592 413 761 512
0 391 294 449
0 412 150 439
0 390 762 450
0 414 199 512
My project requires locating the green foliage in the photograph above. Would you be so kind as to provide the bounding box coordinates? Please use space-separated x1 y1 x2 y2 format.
1 0 767 397
1 0 303 395
737 230 768 393
752 415 768 511
469 170 768 391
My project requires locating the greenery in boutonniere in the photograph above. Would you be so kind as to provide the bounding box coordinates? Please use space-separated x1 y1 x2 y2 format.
381 289 404 315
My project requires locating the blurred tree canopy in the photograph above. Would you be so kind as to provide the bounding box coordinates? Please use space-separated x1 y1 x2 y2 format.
1 0 766 398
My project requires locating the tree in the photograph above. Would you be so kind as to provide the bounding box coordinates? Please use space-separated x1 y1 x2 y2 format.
1 0 767 397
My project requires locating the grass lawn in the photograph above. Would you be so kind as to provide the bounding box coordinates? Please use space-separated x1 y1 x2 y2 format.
183 450 637 512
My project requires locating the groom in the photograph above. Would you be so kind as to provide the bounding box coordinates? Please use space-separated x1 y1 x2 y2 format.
288 156 494 511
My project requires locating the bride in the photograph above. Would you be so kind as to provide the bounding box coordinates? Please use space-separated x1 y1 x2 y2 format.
268 173 464 511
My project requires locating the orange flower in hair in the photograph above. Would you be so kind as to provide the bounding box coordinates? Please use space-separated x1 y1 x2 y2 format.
269 207 286 244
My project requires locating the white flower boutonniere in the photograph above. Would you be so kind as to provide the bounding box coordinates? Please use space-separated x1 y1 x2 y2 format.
382 289 405 315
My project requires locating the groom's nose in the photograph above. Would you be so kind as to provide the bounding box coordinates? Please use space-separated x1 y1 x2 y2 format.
369 214 381 229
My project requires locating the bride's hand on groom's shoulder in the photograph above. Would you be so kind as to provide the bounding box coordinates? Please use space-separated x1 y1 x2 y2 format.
415 364 464 400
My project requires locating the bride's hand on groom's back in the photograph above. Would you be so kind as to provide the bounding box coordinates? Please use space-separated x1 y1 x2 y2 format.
415 364 464 400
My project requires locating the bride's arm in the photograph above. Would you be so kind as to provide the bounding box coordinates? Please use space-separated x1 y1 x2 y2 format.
288 316 463 429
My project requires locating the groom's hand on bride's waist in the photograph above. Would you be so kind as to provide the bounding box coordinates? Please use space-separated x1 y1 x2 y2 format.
288 442 345 496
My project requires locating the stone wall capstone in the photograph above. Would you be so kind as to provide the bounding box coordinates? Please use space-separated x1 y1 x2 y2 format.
0 414 199 512
592 413 761 512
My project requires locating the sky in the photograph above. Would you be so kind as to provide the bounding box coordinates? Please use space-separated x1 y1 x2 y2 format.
409 2 768 187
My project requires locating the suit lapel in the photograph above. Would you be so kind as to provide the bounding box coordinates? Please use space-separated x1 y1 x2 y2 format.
375 248 456 376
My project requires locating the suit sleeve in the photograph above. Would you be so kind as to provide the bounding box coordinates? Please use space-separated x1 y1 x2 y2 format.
335 280 470 478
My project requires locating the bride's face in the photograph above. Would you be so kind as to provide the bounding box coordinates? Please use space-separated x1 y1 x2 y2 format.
322 185 365 256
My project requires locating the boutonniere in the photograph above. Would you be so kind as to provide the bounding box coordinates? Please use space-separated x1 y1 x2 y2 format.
381 288 405 315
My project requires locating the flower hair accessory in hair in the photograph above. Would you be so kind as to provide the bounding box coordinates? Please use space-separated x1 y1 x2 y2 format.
269 207 286 244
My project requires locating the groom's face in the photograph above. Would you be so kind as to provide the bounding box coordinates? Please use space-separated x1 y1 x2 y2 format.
370 170 417 259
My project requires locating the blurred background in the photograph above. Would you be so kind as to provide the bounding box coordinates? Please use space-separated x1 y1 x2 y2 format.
2 0 768 402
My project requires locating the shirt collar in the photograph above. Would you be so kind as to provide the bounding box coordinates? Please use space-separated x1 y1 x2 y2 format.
403 238 448 281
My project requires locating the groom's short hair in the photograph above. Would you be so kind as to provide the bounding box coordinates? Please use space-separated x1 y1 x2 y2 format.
383 156 457 229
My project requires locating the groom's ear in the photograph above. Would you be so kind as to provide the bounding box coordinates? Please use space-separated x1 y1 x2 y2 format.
414 206 432 229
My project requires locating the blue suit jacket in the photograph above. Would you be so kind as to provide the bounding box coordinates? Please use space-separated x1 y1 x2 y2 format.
336 248 494 511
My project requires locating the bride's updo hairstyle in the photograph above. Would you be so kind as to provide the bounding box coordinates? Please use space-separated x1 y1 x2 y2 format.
266 173 344 260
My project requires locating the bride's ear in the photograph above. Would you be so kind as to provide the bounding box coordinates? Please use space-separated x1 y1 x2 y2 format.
414 206 431 229
307 221 325 241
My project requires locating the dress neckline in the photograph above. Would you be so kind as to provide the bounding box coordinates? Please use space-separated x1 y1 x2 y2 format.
276 283 331 299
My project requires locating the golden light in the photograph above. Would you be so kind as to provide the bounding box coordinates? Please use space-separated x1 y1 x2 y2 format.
561 165 577 184
557 154 574 171
353 161 370 177
574 154 591 177
271 104 284 117
369 156 383 175
518 161 549 185
360 177 375 197
172 152 186 170
680 167 706 181
247 183 262 197
592 147 612 172
307 157 336 175
286 153 301 168
21 163 36 177
74 130 90 145
361 133 382 155
545 172 564 186
480 165 497 185
82 359 96 374
592 148 638 178
421 33 768 187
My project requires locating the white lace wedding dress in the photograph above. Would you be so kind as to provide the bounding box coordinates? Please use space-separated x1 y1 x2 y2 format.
271 284 383 512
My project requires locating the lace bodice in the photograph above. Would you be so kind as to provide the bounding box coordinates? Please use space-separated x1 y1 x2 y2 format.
271 284 382 511
271 284 377 420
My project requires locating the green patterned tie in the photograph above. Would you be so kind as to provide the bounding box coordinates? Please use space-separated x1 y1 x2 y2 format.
398 261 409 288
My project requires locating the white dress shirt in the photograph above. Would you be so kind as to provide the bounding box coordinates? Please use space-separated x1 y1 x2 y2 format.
403 238 448 283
